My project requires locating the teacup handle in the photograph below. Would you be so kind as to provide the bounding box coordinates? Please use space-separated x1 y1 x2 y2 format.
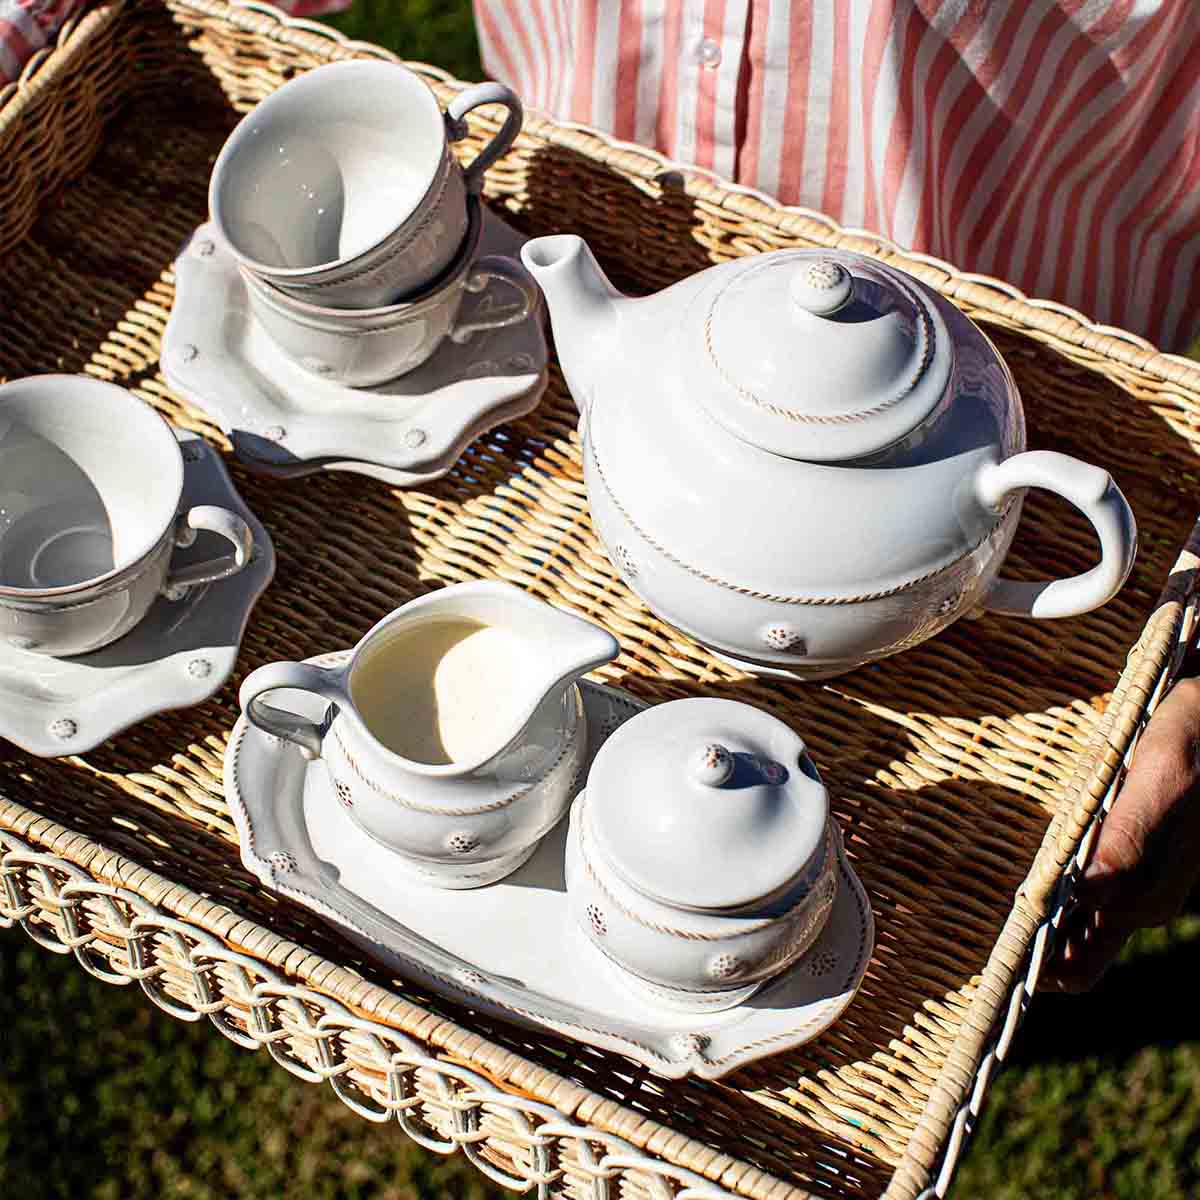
450 255 538 344
445 82 523 193
164 505 255 598
240 661 346 759
976 451 1138 619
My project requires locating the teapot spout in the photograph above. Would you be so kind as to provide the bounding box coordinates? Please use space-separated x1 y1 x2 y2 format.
520 235 627 410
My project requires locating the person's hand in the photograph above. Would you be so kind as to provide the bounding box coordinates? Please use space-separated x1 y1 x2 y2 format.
1044 674 1200 991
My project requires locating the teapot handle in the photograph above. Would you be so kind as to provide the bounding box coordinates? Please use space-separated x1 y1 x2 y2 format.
239 661 347 759
976 451 1137 619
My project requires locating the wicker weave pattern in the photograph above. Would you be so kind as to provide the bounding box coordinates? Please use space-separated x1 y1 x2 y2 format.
2 4 1200 1200
0 819 731 1200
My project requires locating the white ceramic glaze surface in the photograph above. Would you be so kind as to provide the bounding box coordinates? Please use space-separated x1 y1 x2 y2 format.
224 673 875 1079
567 697 838 1012
240 200 536 387
209 61 522 307
0 429 274 757
688 255 952 462
566 799 839 1012
162 212 547 486
0 376 255 657
586 697 830 909
521 238 1138 678
238 582 619 888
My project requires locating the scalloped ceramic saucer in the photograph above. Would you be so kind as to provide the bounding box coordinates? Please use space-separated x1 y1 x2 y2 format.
161 211 547 487
0 430 275 757
224 657 874 1079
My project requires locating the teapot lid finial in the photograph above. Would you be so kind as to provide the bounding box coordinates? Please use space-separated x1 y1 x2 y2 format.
790 259 853 315
689 250 954 462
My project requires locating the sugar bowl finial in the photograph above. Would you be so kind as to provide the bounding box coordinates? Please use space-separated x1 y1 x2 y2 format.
790 258 853 315
691 742 734 787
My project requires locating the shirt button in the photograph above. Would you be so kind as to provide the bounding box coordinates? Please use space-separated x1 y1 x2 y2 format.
698 37 722 68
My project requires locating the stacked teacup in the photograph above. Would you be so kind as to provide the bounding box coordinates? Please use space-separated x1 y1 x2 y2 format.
208 61 534 387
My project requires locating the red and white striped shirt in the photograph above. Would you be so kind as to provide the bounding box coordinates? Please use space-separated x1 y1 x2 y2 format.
474 0 1200 350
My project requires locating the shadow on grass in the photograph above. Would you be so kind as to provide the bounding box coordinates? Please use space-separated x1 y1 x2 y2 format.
1017 907 1200 1067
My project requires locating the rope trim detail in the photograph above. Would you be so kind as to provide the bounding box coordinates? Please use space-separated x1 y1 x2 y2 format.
701 257 935 425
585 434 1004 605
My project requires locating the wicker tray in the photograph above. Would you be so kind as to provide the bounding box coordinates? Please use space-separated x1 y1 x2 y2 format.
2 4 1200 1199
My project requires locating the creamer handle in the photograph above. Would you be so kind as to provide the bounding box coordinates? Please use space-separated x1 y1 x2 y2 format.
239 661 345 759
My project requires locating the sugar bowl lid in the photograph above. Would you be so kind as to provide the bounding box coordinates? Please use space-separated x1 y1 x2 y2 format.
685 250 953 462
586 697 830 912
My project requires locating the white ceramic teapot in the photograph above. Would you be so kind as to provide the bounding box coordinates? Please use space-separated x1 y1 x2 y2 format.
520 238 1138 678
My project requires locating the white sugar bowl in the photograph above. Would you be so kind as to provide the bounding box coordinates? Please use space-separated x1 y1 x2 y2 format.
565 697 840 1012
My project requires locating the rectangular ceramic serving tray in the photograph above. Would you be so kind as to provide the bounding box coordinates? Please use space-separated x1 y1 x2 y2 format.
225 665 873 1080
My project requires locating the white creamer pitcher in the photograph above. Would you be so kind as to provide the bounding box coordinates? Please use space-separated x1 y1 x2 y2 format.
239 581 618 887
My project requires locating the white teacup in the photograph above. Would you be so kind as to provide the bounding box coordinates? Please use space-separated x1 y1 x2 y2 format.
0 375 255 657
209 60 523 309
241 198 537 387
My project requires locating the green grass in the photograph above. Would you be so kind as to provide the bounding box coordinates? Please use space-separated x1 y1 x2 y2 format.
324 0 481 81
4 4 1199 1198
952 917 1200 1198
0 933 510 1200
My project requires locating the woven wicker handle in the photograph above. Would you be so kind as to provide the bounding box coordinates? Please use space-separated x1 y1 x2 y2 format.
444 82 523 194
977 450 1138 619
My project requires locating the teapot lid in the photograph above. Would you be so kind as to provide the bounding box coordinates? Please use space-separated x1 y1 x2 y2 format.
689 251 953 462
586 697 830 912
